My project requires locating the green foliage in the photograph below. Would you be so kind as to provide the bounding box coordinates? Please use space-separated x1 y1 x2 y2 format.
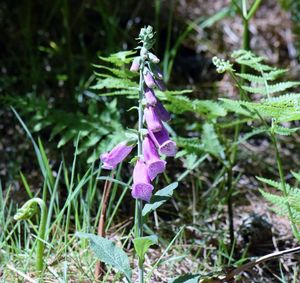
258 176 300 226
133 235 158 265
221 93 300 122
92 50 138 98
142 182 179 216
201 123 225 160
168 274 201 283
76 232 132 282
159 92 227 119
8 95 124 163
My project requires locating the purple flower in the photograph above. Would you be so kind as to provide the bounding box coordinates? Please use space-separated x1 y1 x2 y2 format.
143 136 166 181
155 79 166 91
131 160 154 202
130 57 140 72
100 142 133 170
153 65 164 80
144 106 162 133
144 87 157 106
144 71 156 88
155 100 171 122
149 125 177 157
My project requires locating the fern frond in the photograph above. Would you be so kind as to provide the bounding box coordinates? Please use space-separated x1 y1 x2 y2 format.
201 123 225 160
91 77 137 90
242 82 300 96
163 93 227 118
236 69 287 83
98 50 136 66
232 50 273 72
175 137 204 154
273 125 300 135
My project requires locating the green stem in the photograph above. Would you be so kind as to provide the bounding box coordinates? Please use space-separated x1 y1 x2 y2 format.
270 133 300 240
14 198 47 273
136 59 145 283
36 199 47 272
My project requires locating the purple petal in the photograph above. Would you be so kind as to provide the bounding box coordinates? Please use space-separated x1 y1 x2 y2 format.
130 57 140 72
143 136 166 180
144 106 162 133
131 183 153 202
155 79 167 91
149 125 177 157
144 71 156 88
100 142 133 170
155 100 171 122
159 140 177 156
131 160 154 202
154 66 164 80
144 87 157 106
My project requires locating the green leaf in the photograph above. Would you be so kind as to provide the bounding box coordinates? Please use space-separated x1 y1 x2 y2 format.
75 232 132 282
242 82 300 96
142 182 178 216
272 125 300 136
168 274 201 283
201 123 225 160
133 235 158 264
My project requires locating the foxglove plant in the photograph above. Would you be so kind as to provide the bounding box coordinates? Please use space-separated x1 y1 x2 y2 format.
100 26 177 282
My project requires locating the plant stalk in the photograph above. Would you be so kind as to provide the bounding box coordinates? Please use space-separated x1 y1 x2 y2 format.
95 177 113 280
136 59 145 283
36 199 47 272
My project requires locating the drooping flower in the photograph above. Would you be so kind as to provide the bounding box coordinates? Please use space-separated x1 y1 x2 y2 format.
130 57 140 72
100 142 133 170
144 70 156 88
155 79 166 91
131 159 154 202
143 136 166 181
144 106 162 133
144 87 157 106
149 124 177 156
155 100 171 122
151 64 164 80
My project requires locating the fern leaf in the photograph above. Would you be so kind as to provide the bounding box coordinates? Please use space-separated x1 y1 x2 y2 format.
242 82 300 96
201 123 225 159
91 77 137 90
98 50 136 66
273 125 300 135
236 69 286 83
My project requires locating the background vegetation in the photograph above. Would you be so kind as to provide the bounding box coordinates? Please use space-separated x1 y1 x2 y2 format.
2 0 300 282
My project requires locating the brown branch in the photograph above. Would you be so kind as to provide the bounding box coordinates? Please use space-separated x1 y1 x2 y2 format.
94 176 114 281
221 246 300 282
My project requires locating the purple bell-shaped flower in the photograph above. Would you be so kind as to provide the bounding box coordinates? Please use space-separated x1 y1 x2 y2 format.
143 136 166 181
144 71 156 88
155 79 167 91
131 159 154 202
144 87 157 106
144 106 162 133
155 100 171 122
100 142 133 170
149 124 177 157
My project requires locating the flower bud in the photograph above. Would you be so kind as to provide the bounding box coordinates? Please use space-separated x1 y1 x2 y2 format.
144 87 157 106
148 52 160 64
130 57 140 72
131 159 154 202
144 70 156 88
100 142 133 170
143 136 166 181
144 106 162 133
